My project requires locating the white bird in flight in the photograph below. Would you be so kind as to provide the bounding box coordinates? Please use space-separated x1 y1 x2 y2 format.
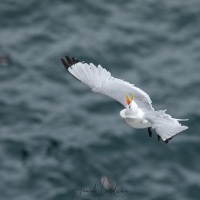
61 56 188 143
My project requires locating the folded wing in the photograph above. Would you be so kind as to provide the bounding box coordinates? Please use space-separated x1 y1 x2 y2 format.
144 110 188 141
61 56 154 112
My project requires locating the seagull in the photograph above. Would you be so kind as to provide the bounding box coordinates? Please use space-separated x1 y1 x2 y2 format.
61 56 188 143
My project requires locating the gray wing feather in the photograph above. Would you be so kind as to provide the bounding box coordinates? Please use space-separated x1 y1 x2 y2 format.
144 110 188 141
62 57 154 112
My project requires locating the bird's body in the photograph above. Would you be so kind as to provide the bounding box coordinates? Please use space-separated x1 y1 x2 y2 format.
121 111 151 129
120 103 151 129
61 56 188 143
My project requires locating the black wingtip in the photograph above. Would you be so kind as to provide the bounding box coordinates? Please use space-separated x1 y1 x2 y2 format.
61 56 80 70
66 56 72 65
61 58 69 69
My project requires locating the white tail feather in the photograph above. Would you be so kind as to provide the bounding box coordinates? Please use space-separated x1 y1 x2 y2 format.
144 110 188 141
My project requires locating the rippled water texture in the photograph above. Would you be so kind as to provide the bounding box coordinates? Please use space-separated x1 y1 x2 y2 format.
0 0 200 200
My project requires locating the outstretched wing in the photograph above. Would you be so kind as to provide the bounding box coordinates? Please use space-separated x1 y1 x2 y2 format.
144 110 188 141
61 56 154 112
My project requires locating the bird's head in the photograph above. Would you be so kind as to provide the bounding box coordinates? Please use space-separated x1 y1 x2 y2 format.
125 93 138 116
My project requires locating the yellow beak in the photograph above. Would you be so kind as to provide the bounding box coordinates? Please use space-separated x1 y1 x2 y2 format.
131 93 134 101
126 93 134 105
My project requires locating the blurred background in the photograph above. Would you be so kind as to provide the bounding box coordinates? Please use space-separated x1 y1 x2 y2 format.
0 0 200 200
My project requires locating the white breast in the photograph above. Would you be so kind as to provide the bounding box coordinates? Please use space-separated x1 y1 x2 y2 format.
120 108 151 129
125 117 151 129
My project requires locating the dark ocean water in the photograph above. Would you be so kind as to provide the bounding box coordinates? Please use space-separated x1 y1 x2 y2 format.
0 0 200 199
